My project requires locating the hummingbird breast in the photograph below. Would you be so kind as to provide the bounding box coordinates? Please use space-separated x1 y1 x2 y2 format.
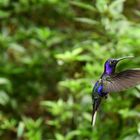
93 80 108 97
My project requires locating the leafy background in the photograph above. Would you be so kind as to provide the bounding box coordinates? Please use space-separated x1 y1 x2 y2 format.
0 0 140 140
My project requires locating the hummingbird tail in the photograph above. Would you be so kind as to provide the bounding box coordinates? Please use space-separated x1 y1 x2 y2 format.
91 96 101 127
91 110 97 127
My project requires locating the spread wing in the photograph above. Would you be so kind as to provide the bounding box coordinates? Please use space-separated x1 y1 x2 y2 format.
103 69 140 93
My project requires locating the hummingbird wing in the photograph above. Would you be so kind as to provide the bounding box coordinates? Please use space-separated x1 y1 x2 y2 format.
103 69 140 93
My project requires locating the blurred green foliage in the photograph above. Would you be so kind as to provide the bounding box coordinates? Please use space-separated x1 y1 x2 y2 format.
0 0 140 139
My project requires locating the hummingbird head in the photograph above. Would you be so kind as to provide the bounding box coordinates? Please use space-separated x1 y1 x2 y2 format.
104 56 134 75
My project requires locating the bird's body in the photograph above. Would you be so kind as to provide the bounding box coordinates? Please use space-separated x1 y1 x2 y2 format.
91 56 140 126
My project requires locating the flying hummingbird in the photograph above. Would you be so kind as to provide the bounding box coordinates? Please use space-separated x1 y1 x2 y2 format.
91 56 140 126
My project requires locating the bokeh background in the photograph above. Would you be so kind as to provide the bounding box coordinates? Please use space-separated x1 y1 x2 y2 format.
0 0 140 140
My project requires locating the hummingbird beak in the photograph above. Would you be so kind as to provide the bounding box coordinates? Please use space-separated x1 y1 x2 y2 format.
116 56 134 62
91 97 101 126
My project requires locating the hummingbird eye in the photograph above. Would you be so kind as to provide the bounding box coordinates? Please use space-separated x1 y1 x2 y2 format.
109 60 115 65
109 61 113 65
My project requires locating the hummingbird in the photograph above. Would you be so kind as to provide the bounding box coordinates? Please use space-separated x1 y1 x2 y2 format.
91 56 140 126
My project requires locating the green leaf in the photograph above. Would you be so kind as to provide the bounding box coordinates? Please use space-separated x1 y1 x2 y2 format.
66 130 80 140
0 10 10 18
0 91 9 105
55 48 83 62
17 122 25 138
109 0 125 17
70 1 96 11
75 17 98 25
55 133 65 140
96 0 108 13
0 0 10 7
119 108 140 118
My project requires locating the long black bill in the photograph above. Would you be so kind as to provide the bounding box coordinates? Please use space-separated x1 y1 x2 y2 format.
116 56 134 62
91 97 101 126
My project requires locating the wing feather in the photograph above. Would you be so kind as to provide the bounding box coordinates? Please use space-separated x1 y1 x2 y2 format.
103 69 140 93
